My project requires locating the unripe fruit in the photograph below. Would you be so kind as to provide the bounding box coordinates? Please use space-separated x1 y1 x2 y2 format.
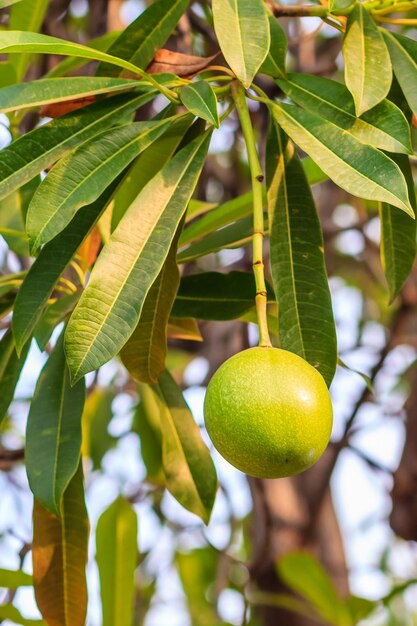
203 347 333 478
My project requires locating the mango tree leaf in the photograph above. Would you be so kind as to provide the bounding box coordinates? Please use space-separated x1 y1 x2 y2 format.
379 154 416 303
346 595 377 622
0 77 143 113
172 271 273 321
0 568 32 588
34 293 80 352
81 387 116 470
0 31 165 79
152 370 217 523
272 103 413 215
329 0 355 13
133 385 163 483
384 30 417 117
120 220 183 384
259 12 287 79
0 190 29 257
180 81 219 127
32 463 89 626
13 180 120 355
277 551 350 625
177 215 254 263
168 317 203 342
0 0 24 7
0 329 30 426
343 4 392 115
26 332 85 518
27 117 178 251
46 31 122 78
266 122 337 387
277 73 411 154
110 114 193 230
96 497 138 626
212 0 270 88
65 132 211 384
9 0 49 81
0 91 155 201
96 0 189 77
176 547 219 625
0 604 44 626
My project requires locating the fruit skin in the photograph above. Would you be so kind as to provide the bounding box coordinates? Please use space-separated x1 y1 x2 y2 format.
203 347 333 478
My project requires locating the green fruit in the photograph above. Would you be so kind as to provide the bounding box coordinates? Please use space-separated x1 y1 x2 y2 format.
203 347 333 478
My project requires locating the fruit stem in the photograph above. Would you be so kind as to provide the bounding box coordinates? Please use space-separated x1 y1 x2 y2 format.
231 82 272 348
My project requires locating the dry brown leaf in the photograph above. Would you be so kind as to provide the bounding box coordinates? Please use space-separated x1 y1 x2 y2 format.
147 49 219 78
40 96 96 118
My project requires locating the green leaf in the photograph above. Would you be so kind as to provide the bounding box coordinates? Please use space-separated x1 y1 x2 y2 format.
12 180 120 355
0 0 24 7
0 190 29 257
0 91 155 201
0 77 143 113
0 329 30 426
272 103 413 216
96 497 138 626
343 4 392 115
177 215 254 263
0 31 162 79
329 0 355 14
81 387 116 470
110 115 193 230
133 385 163 482
97 0 189 76
32 463 89 626
27 117 177 251
65 132 211 384
34 293 80 352
176 547 220 625
172 271 273 321
26 331 85 517
0 604 44 626
180 81 219 127
278 73 411 154
266 122 337 387
379 154 416 302
384 30 417 117
120 220 183 384
152 370 217 523
277 551 349 625
212 0 270 88
46 31 122 78
0 568 32 588
259 12 287 79
9 0 49 81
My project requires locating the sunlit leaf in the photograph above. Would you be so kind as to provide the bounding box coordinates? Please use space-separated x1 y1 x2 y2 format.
32 463 89 626
272 103 413 215
167 317 203 342
27 117 178 251
180 81 219 127
0 568 32 588
9 0 49 81
120 220 183 384
343 4 392 115
96 497 138 626
65 132 211 384
384 30 417 117
212 0 270 87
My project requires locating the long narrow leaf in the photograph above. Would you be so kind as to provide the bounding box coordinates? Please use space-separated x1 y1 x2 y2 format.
27 117 178 250
212 0 270 88
13 181 120 355
152 370 217 524
266 122 337 386
120 220 183 383
0 329 30 426
97 0 189 76
272 103 413 215
384 30 417 117
65 132 211 384
26 332 85 517
0 77 143 113
96 497 138 626
32 463 89 626
0 91 155 201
